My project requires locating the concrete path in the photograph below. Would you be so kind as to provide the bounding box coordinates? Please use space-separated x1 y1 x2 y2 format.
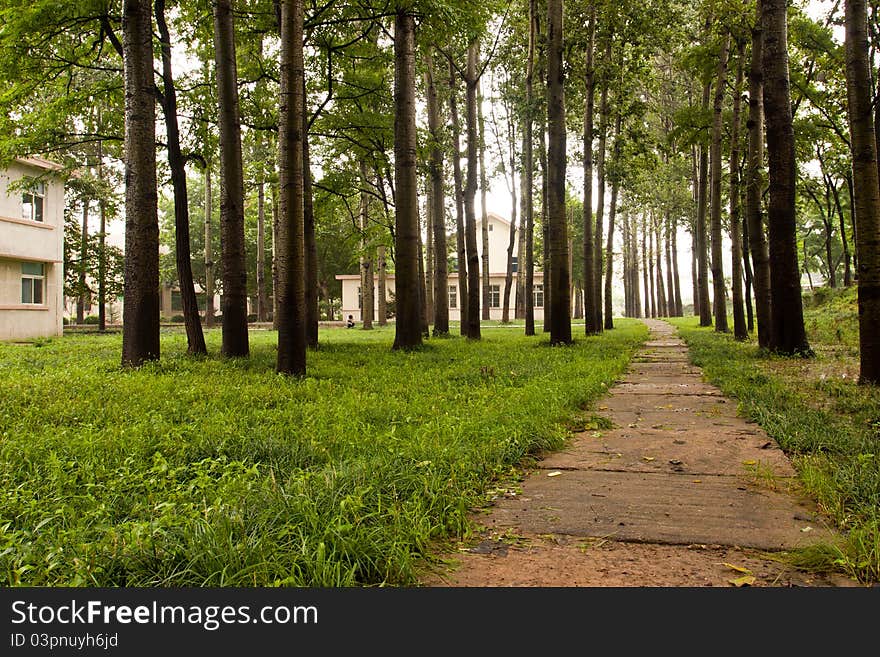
423 319 847 586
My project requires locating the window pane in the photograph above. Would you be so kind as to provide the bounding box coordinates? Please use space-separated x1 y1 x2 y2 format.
34 196 43 222
21 194 33 220
21 279 32 303
34 279 43 304
22 262 45 276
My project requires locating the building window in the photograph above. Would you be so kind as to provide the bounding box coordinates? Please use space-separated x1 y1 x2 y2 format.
21 262 45 304
489 284 500 308
533 283 544 308
448 285 457 309
21 183 45 222
488 224 493 231
357 286 362 311
512 256 518 273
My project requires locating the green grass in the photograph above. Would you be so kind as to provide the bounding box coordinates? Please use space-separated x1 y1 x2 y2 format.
0 320 647 586
669 307 880 584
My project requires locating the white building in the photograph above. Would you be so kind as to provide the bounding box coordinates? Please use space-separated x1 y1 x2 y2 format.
0 157 64 340
337 212 546 323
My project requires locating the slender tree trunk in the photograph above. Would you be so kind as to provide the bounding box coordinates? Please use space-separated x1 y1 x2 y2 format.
157 0 207 354
275 0 306 375
633 215 642 317
359 162 374 330
392 10 422 350
603 116 621 329
425 51 448 334
696 80 712 326
583 7 599 334
426 181 435 325
448 61 468 335
546 0 571 343
524 0 536 336
501 107 518 323
204 165 215 327
303 91 319 347
97 139 106 331
664 214 674 316
655 218 667 317
478 78 491 321
710 33 731 332
671 216 683 315
829 174 853 286
763 0 810 354
730 41 748 340
742 208 755 331
747 1 771 348
77 200 88 325
642 220 651 318
594 59 610 331
121 0 159 367
378 245 388 326
257 177 267 322
845 0 880 382
463 42 481 339
418 214 429 337
214 0 249 357
649 217 656 317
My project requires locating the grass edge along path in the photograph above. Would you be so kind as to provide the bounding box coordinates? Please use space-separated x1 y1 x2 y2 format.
669 317 879 584
0 321 648 587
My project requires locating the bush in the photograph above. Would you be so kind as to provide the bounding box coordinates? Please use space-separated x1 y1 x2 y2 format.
170 315 185 323
83 316 100 325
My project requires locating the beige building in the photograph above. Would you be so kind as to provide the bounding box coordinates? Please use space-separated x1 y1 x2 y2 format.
0 157 64 340
337 213 545 323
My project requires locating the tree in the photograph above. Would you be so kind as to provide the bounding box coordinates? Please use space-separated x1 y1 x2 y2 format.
582 5 599 335
392 8 422 350
844 0 880 383
763 0 811 355
276 0 306 375
213 0 249 358
709 32 730 333
425 50 449 335
730 38 748 340
121 0 159 367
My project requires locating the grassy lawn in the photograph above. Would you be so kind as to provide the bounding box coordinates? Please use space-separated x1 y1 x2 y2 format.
0 320 647 586
669 287 880 584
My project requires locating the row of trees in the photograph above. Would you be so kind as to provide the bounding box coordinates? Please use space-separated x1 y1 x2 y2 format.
1 0 878 382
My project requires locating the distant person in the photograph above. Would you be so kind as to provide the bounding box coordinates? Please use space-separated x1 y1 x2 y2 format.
346 315 355 328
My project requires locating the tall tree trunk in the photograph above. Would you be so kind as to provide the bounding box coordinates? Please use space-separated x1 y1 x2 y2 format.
583 7 599 334
204 165 215 327
214 0 249 357
671 215 683 315
418 213 429 337
378 245 388 326
845 0 880 382
359 162 374 330
742 206 755 331
448 60 468 335
827 170 852 286
478 78 491 321
664 214 674 316
425 51 448 334
649 217 656 317
157 0 207 355
655 218 667 317
77 199 88 325
463 41 482 339
594 73 609 330
642 220 651 318
97 138 107 331
275 0 306 375
546 0 571 343
257 176 267 322
730 40 748 340
696 81 712 326
426 180 435 325
121 0 160 367
603 116 621 330
501 101 518 324
710 33 731 332
747 0 771 348
763 0 811 354
303 90 319 347
524 0 537 336
392 10 422 350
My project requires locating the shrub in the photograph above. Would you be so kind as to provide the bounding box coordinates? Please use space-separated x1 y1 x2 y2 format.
83 315 100 325
170 314 185 323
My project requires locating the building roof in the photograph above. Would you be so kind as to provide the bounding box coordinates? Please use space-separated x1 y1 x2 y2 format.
14 156 64 172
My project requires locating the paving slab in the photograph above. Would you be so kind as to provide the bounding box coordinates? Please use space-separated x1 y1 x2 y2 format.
475 318 838 553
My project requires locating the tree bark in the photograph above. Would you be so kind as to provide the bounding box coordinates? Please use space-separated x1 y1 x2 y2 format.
275 0 306 375
763 0 811 354
478 78 491 321
214 0 249 357
303 89 319 347
392 10 422 350
524 0 537 336
378 245 388 326
121 0 160 367
710 33 731 332
448 60 468 335
359 161 374 330
77 199 88 325
463 41 482 339
730 40 748 340
546 0 571 343
583 7 599 334
425 51 448 334
204 165 214 327
747 1 771 348
845 0 880 382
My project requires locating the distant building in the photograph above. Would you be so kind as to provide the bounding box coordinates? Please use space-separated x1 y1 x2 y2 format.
336 212 545 323
0 157 64 340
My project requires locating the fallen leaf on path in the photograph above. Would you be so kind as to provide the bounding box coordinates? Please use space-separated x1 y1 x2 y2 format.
547 471 563 477
642 456 655 462
729 575 757 587
800 526 813 533
693 479 702 483
743 460 757 466
722 562 752 574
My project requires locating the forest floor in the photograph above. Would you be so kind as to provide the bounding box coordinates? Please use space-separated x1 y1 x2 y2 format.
419 319 861 587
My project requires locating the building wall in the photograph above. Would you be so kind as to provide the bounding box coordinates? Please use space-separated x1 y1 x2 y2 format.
0 160 64 340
